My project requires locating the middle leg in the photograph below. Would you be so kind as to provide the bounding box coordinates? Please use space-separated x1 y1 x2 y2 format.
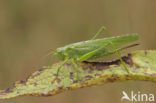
71 59 79 81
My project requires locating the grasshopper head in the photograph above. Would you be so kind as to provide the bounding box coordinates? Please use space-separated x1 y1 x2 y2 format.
56 48 66 60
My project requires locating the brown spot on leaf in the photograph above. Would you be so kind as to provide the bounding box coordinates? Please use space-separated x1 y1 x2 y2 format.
73 80 78 83
5 88 13 93
106 78 116 82
25 69 44 81
66 63 72 67
135 65 140 69
122 54 134 67
58 86 63 90
38 68 44 71
106 75 119 82
96 64 109 71
88 69 93 73
19 80 26 85
150 74 156 77
56 78 61 83
70 72 74 79
95 73 102 77
87 65 95 73
34 83 38 86
125 75 131 80
30 72 41 79
85 75 93 80
66 87 71 90
144 51 147 55
17 91 20 94
83 62 110 71
53 74 57 76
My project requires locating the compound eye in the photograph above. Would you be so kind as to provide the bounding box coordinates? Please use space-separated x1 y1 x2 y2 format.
67 45 75 50
69 46 75 49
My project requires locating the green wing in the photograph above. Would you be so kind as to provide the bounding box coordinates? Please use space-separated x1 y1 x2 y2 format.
73 34 139 48
58 34 139 61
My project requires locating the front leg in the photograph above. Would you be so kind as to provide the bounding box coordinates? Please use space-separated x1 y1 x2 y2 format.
56 58 69 78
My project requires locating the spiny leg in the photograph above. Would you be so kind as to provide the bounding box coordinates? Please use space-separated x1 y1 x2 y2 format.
108 41 130 73
91 26 110 40
71 59 79 81
103 27 129 73
101 27 129 73
95 27 129 73
56 58 69 78
92 27 129 73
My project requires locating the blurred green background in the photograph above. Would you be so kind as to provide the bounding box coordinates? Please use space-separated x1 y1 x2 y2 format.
0 0 156 103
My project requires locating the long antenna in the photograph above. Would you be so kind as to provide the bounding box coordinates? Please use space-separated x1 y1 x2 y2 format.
48 52 57 68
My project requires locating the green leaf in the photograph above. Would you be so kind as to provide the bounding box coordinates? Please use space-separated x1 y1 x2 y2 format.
0 50 156 99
